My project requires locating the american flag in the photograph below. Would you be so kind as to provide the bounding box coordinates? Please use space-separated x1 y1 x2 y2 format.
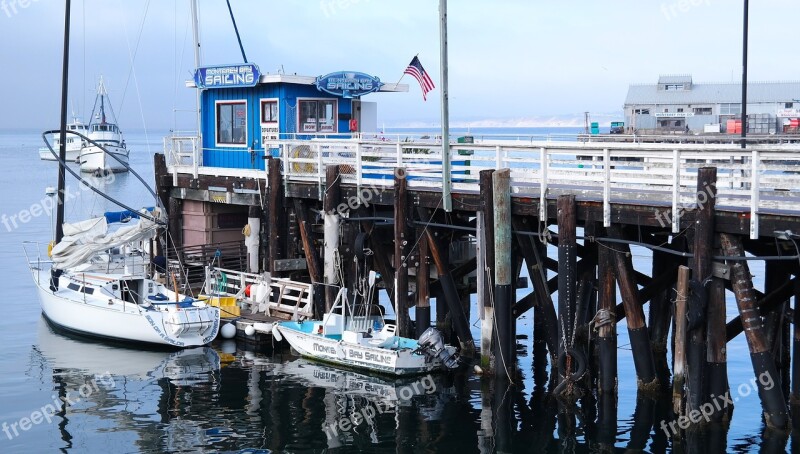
404 56 435 101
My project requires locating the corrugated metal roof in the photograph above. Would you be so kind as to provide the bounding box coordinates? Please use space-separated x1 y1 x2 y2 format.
658 75 692 85
625 81 800 105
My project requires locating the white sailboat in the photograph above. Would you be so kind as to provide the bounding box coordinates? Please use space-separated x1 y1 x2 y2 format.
28 14 220 348
79 77 130 174
275 273 459 376
39 117 88 161
25 210 221 348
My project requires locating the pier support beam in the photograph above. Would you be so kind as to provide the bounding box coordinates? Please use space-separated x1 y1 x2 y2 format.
393 169 411 337
596 236 617 395
293 199 324 319
479 169 495 370
513 216 558 365
556 195 580 393
493 169 514 378
606 225 658 389
706 269 730 422
267 157 285 276
673 265 690 417
686 167 716 421
793 278 800 408
323 165 341 311
416 226 431 338
720 232 789 430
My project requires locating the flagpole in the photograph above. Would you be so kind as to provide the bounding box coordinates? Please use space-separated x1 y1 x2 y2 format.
395 53 419 87
439 0 452 212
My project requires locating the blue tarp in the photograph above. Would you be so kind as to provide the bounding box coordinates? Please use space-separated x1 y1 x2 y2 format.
104 207 155 224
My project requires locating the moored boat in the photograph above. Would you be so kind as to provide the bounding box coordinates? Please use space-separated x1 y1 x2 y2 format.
79 77 130 174
39 117 87 161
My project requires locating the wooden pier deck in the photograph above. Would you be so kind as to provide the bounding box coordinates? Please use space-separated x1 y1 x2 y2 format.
157 136 800 433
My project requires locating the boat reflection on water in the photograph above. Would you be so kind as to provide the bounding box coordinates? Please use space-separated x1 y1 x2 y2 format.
34 316 221 452
239 352 454 449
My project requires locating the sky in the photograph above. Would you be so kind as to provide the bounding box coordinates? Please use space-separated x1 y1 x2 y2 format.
1 0 799 131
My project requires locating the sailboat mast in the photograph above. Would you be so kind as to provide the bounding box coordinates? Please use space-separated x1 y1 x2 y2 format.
190 0 202 142
55 0 72 245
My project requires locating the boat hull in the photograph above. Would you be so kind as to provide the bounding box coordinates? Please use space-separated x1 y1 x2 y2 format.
277 322 440 376
79 144 129 173
32 269 220 348
39 147 81 162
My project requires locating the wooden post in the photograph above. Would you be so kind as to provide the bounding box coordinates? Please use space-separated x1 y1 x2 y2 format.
765 261 791 399
606 225 658 388
293 199 324 320
426 230 475 355
706 273 729 422
479 169 495 370
687 167 716 419
793 278 800 407
267 157 284 276
649 246 674 379
512 216 559 364
416 226 431 338
493 169 514 377
720 233 788 430
673 266 690 418
167 197 182 256
323 164 341 311
556 195 577 368
394 168 411 337
597 236 617 395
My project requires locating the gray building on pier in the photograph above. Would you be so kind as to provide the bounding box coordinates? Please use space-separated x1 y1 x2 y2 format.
624 75 800 134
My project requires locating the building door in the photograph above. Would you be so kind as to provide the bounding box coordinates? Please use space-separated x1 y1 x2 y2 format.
350 100 362 133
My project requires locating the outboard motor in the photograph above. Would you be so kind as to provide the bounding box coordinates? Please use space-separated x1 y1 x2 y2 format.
416 327 460 370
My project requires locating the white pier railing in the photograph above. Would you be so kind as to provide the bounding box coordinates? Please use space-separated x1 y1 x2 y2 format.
166 137 800 239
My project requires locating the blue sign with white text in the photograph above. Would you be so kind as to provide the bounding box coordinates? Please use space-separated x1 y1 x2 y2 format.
195 64 261 89
315 71 383 98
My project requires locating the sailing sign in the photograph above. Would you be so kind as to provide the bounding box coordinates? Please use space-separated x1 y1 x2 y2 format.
315 72 383 98
194 64 261 89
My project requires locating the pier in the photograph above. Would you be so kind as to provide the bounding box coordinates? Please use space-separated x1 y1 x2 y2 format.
155 135 800 439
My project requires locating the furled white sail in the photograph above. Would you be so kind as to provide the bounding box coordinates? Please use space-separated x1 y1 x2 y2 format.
51 215 159 269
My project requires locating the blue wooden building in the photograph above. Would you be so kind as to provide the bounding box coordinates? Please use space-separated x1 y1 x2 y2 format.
191 64 408 170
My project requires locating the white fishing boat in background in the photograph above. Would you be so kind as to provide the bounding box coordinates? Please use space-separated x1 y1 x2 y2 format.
24 209 221 348
79 77 129 174
276 273 459 376
38 117 88 161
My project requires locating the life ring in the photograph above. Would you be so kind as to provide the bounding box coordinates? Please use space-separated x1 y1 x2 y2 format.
557 347 587 381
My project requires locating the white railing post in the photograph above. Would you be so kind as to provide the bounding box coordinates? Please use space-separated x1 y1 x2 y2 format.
316 143 323 190
672 149 680 233
539 147 548 221
603 148 610 227
495 145 502 169
192 137 199 179
396 141 403 167
355 142 363 194
750 149 760 239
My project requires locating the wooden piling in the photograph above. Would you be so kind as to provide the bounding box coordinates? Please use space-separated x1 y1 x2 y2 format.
606 225 658 388
493 169 514 377
293 199 324 319
687 167 716 419
267 157 284 276
479 169 495 370
673 265 690 417
323 164 341 311
556 195 577 370
512 216 559 364
416 226 431 338
706 274 729 422
597 237 617 395
793 278 800 407
393 168 411 337
765 261 791 398
720 232 788 430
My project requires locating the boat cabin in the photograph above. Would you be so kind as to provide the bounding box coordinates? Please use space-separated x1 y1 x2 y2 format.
190 64 407 170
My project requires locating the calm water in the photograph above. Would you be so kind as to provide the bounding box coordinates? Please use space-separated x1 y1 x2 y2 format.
0 128 786 453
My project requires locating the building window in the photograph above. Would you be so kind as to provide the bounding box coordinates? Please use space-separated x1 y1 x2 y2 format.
634 108 650 115
677 108 684 113
694 107 712 115
298 99 337 133
720 103 742 115
787 102 795 109
216 101 247 145
665 84 684 91
261 100 278 123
